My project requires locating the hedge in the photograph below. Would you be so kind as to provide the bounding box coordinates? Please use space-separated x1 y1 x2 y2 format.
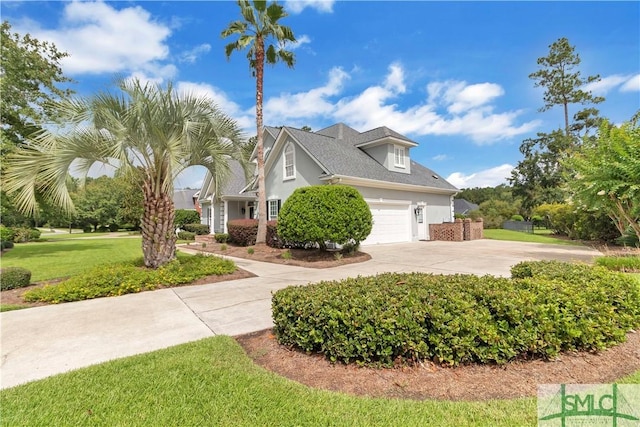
0 267 32 291
272 262 640 367
182 223 209 235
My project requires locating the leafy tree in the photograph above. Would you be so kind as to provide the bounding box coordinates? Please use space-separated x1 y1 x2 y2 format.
222 0 296 245
278 186 372 250
510 37 604 212
175 209 201 228
0 21 74 227
4 79 243 268
72 176 126 231
455 184 516 206
529 37 603 136
477 200 519 229
564 116 640 241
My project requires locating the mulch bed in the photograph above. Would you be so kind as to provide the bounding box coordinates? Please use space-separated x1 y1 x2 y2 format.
236 328 640 401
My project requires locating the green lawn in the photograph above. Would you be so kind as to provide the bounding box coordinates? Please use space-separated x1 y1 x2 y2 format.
0 237 143 282
483 229 582 246
37 230 133 240
1 336 637 427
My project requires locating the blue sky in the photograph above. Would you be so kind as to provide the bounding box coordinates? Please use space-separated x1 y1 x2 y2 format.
2 1 639 189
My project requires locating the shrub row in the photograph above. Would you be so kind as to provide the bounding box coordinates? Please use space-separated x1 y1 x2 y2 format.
177 231 196 240
0 267 32 291
0 226 41 243
226 219 280 247
182 223 209 235
272 262 640 367
214 233 229 243
23 254 235 304
595 255 640 272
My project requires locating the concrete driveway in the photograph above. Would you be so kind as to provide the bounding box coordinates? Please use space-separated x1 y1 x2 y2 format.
0 239 600 389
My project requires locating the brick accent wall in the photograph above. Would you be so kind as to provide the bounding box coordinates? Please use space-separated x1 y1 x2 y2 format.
463 218 484 240
430 218 483 242
195 235 216 244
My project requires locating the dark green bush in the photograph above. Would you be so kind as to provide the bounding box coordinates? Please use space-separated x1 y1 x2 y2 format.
24 254 235 303
83 225 93 233
1 241 15 250
0 225 14 242
273 264 640 367
228 219 258 246
97 225 110 233
10 227 41 242
177 231 196 240
182 223 209 235
214 233 229 243
277 185 372 250
0 267 32 290
175 209 201 228
108 223 119 232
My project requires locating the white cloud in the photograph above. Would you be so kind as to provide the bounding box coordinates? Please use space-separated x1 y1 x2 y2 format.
264 66 349 122
446 164 514 189
176 82 255 130
179 44 211 64
584 73 640 95
286 34 311 51
15 2 171 77
432 154 449 161
333 65 539 143
285 0 335 14
620 74 640 92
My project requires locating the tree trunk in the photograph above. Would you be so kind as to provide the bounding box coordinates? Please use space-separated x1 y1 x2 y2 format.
141 180 176 268
254 37 267 245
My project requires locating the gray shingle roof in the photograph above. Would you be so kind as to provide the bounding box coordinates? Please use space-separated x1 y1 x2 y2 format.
454 199 480 215
173 189 198 210
223 159 250 196
282 125 458 192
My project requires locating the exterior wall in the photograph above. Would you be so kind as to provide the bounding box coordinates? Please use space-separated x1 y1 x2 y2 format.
361 144 411 174
213 200 223 234
265 137 325 205
430 218 484 242
200 201 211 227
353 186 453 242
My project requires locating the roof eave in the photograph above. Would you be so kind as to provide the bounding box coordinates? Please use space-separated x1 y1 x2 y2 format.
320 174 458 195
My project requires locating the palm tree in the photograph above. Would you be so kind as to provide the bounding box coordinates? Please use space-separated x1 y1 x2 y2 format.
222 0 296 244
4 78 244 268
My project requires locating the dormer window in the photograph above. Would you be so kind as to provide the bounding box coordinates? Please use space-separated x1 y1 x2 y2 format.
283 142 295 180
394 145 406 168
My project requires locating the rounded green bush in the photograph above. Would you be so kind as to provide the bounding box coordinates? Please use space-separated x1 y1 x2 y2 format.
273 262 640 367
177 231 196 240
0 267 32 290
277 185 372 250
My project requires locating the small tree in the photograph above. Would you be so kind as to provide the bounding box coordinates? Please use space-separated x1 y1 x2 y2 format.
277 186 372 250
174 210 201 228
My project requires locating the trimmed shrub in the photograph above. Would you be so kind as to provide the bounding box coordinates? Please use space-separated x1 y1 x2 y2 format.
108 223 119 232
83 225 93 233
273 264 640 367
510 214 524 221
594 256 640 273
228 219 258 246
214 233 229 243
266 220 283 248
182 223 209 235
177 231 196 240
24 254 235 303
97 225 110 233
10 227 41 243
1 241 15 250
1 267 32 290
175 209 201 228
0 225 14 242
277 185 372 250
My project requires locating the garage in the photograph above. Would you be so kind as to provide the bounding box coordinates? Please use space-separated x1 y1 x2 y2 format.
362 201 412 245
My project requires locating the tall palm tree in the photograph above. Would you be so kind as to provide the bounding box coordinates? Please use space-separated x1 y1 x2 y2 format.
4 78 243 268
222 0 296 244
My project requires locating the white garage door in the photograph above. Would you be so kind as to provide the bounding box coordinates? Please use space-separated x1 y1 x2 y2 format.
362 202 411 245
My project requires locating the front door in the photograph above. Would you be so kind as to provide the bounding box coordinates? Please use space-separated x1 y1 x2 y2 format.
416 206 428 240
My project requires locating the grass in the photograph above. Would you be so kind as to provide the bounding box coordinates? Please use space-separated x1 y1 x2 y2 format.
0 237 143 282
483 229 582 246
595 255 640 272
0 336 540 427
0 304 27 312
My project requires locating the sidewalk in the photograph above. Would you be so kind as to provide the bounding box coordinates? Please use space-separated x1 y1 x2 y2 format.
0 240 601 389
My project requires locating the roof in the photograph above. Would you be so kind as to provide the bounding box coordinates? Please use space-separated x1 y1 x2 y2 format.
454 199 480 215
279 124 458 192
173 189 198 210
199 159 252 200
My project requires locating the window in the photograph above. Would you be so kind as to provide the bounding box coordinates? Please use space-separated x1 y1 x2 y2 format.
268 199 281 221
283 142 295 179
394 145 406 168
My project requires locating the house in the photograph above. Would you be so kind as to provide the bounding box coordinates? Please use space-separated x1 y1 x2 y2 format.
453 199 479 216
199 123 459 245
173 189 202 216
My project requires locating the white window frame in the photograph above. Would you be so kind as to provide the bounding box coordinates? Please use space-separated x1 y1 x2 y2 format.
283 142 295 180
394 145 406 168
268 199 280 221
